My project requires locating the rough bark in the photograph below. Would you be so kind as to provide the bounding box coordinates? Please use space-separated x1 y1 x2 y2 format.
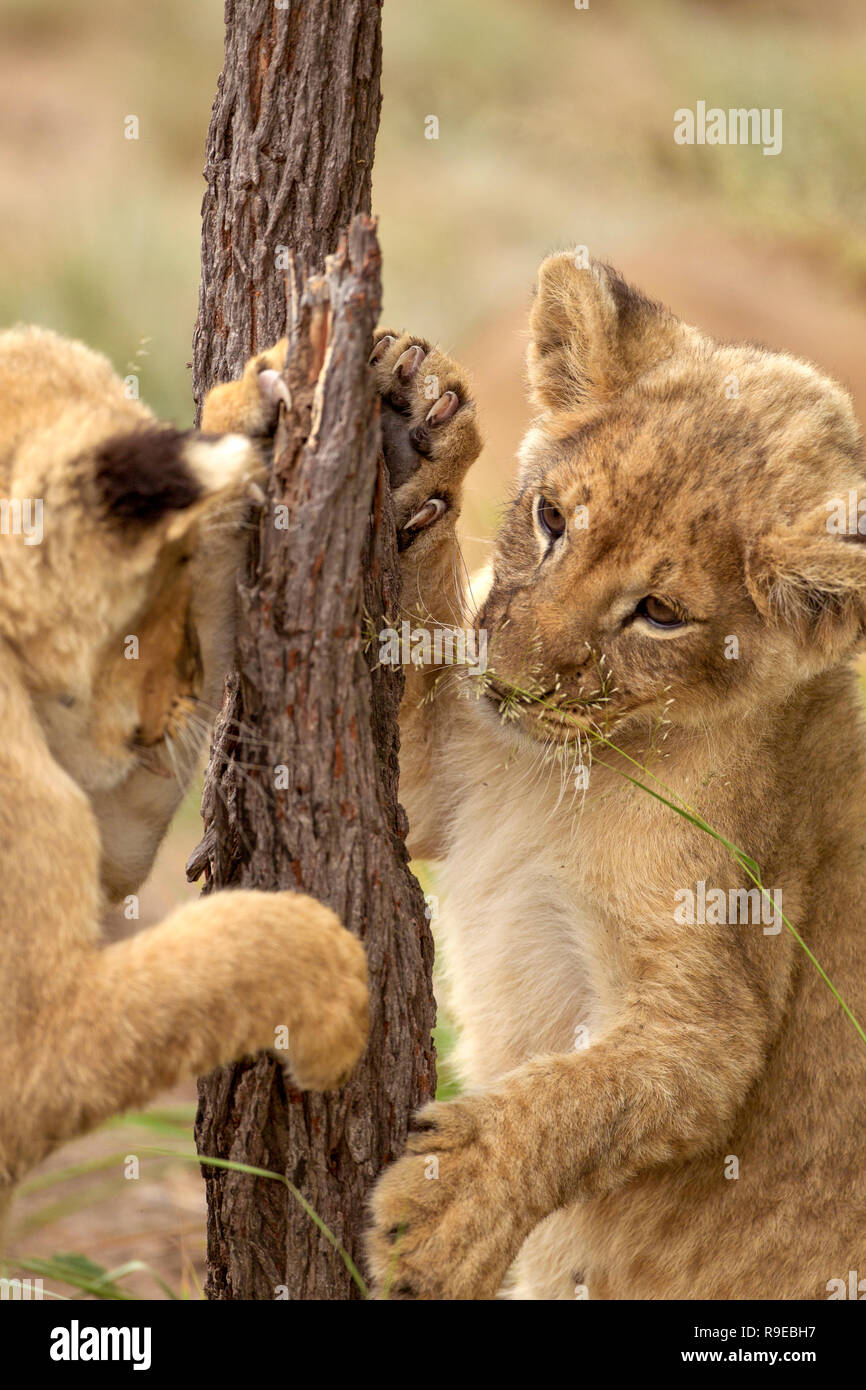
189 3 437 1302
192 0 383 413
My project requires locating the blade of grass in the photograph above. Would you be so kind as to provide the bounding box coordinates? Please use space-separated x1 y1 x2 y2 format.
18 1152 152 1195
12 1254 138 1300
482 675 866 1052
102 1259 180 1300
141 1148 369 1298
594 756 866 1050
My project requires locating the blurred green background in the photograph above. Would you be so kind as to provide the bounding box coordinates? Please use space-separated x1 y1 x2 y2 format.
3 0 866 554
3 0 865 1297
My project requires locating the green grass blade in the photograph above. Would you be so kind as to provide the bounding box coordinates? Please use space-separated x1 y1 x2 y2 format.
142 1148 369 1299
13 1254 138 1300
482 674 866 1054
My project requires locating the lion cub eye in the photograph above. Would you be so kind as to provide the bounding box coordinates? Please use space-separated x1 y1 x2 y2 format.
536 496 566 541
635 595 685 630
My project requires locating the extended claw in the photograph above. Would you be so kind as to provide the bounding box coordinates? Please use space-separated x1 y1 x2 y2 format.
257 368 292 411
404 498 447 532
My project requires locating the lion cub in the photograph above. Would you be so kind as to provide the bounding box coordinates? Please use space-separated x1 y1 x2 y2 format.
365 254 866 1299
0 328 368 1240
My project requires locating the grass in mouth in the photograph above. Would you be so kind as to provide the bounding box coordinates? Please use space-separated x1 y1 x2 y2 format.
469 659 866 1054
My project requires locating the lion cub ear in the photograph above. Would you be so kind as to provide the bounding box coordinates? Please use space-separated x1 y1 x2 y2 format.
746 495 866 664
526 253 687 414
94 425 258 540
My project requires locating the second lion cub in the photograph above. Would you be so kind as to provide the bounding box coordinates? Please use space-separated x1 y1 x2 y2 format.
365 253 866 1300
0 331 368 1242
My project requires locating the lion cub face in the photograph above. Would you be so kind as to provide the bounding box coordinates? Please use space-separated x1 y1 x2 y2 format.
2 419 258 800
480 256 866 744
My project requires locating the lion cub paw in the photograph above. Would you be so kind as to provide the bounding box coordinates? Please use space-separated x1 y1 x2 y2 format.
365 1095 521 1299
279 908 370 1092
370 331 481 544
201 340 291 439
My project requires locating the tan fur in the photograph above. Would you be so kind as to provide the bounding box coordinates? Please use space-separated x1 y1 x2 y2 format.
365 258 866 1299
0 330 368 1243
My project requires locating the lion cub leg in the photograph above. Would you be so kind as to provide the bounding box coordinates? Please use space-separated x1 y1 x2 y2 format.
370 330 481 629
369 333 482 856
365 897 778 1299
4 888 368 1187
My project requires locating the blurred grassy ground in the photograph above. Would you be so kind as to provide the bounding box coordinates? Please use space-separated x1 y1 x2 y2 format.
3 0 866 420
2 0 865 1297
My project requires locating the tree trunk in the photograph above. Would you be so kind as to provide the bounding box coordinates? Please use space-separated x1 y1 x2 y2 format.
192 0 383 405
188 3 436 1301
